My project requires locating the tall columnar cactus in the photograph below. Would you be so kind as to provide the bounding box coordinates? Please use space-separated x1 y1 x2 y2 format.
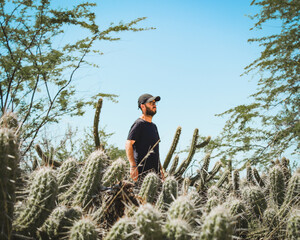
163 126 181 170
104 216 135 240
156 176 178 211
174 128 198 177
253 167 265 188
181 178 190 195
269 165 286 207
14 167 58 237
164 219 191 240
138 172 160 204
227 198 248 238
242 185 267 219
69 217 98 240
281 157 291 183
135 203 163 240
60 150 108 207
232 169 240 197
216 169 230 188
167 196 196 222
200 205 233 240
246 163 256 185
286 209 300 240
102 157 126 187
263 207 278 230
168 155 179 175
37 205 82 239
57 157 78 193
283 168 300 207
0 128 19 240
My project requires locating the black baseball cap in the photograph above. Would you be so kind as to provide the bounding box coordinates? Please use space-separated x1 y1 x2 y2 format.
138 94 161 109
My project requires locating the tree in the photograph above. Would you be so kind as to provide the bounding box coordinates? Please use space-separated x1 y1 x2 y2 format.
213 0 299 168
0 0 151 156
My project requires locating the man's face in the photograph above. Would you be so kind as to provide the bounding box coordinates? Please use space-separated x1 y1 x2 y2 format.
143 100 157 116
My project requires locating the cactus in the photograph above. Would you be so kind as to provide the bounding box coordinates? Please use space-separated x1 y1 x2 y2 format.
283 168 300 207
169 155 179 175
242 185 267 219
269 165 286 207
206 161 222 182
253 167 265 188
164 219 191 240
104 216 135 240
167 196 196 222
232 169 240 197
205 196 220 214
216 169 230 188
281 157 291 182
60 150 108 207
14 167 58 237
200 205 233 240
246 163 256 185
181 177 190 195
207 185 222 199
138 172 160 204
0 112 19 131
135 203 163 240
102 157 126 187
156 176 178 211
227 198 248 237
57 157 78 193
174 128 198 177
37 205 82 239
286 209 300 240
0 128 19 240
163 126 181 170
69 217 98 240
263 207 278 230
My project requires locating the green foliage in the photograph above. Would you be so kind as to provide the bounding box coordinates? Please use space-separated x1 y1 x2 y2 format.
0 0 150 156
212 0 300 168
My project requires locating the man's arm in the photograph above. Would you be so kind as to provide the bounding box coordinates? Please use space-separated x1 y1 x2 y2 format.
125 140 138 181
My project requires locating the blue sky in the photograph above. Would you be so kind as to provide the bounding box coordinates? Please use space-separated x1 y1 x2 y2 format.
58 0 271 164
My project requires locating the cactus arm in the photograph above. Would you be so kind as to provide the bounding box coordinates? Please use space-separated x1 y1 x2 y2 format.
168 155 179 175
163 126 181 170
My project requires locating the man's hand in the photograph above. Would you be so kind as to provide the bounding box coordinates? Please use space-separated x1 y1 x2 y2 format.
130 166 138 182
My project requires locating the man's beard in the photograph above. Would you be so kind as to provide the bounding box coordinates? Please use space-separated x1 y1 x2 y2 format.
145 105 156 116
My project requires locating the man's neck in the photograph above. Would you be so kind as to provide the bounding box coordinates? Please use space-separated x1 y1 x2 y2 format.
141 114 152 123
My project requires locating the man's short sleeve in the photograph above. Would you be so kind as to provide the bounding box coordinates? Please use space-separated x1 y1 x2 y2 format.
127 120 142 141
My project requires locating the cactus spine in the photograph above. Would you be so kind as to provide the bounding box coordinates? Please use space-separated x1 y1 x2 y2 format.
163 126 181 170
269 165 286 207
200 205 233 240
0 128 19 240
138 172 160 204
69 217 98 240
102 157 126 187
14 167 58 237
156 176 178 211
135 203 163 240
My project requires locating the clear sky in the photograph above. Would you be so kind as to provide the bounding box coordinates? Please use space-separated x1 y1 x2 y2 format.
57 0 272 164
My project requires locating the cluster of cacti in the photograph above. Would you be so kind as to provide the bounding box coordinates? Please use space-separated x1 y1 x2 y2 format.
1 112 299 240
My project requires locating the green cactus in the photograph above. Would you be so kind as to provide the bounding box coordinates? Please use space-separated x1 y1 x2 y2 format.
283 168 300 207
174 128 198 177
14 167 58 237
207 185 222 199
138 172 160 204
60 150 108 207
216 169 230 188
181 177 190 195
242 185 267 219
269 165 286 207
156 176 178 211
263 207 278 230
163 126 181 170
281 157 291 183
232 169 240 197
37 205 82 239
69 217 98 240
286 209 300 240
167 196 196 222
200 205 233 240
102 157 126 187
164 219 191 240
57 157 78 193
0 128 19 240
205 196 220 214
104 216 135 240
246 163 256 185
253 167 265 188
206 161 222 182
135 203 163 240
169 155 179 175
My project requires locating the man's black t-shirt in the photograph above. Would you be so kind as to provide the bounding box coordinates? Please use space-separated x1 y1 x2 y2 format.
127 118 160 175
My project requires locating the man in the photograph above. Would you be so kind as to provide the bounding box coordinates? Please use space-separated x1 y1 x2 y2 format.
125 93 164 182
